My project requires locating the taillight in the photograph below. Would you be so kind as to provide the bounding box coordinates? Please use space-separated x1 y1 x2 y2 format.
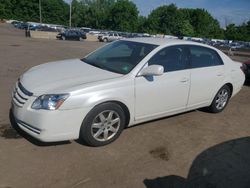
240 63 247 74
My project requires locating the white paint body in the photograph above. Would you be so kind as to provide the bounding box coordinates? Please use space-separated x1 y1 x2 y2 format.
11 38 245 142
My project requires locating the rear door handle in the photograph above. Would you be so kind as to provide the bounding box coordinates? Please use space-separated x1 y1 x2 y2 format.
217 73 224 77
180 78 189 83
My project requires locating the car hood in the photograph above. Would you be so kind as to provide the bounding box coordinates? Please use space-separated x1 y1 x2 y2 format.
20 59 123 95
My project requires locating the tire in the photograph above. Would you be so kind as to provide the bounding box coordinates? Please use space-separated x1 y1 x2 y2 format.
80 103 126 147
79 37 83 41
208 85 231 113
104 38 108 42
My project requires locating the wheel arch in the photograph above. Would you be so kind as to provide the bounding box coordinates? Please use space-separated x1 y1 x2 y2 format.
225 83 233 96
209 82 233 107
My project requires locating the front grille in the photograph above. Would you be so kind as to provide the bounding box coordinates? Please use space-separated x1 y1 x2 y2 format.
12 81 33 107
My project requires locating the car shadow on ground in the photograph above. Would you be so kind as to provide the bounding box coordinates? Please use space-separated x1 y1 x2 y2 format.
144 137 250 188
8 109 71 146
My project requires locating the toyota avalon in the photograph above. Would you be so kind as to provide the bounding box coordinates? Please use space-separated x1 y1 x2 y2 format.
11 38 245 146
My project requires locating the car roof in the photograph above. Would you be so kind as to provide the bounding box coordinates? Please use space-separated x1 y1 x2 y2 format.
122 37 214 49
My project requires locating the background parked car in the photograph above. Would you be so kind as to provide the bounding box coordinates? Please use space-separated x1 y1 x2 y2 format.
57 30 87 41
14 22 28 30
242 60 250 79
99 32 122 42
97 32 109 41
89 30 101 36
38 25 60 32
80 27 91 33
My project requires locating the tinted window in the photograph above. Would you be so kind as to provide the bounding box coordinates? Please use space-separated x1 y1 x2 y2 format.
67 31 75 36
102 43 132 58
148 45 189 72
82 41 158 74
190 46 223 68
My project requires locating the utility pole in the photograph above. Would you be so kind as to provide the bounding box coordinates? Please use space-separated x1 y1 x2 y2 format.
39 0 42 23
69 0 72 28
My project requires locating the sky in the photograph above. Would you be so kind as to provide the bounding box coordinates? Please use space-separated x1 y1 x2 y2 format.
131 0 250 27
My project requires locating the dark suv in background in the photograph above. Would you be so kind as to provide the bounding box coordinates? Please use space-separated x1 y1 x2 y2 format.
242 60 250 79
57 30 87 41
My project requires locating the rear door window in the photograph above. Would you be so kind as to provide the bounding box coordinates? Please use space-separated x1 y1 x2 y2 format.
189 46 223 68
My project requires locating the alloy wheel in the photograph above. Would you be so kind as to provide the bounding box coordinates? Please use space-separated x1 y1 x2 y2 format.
91 110 120 142
215 89 229 110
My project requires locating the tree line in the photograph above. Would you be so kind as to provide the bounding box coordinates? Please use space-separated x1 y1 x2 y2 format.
0 0 250 41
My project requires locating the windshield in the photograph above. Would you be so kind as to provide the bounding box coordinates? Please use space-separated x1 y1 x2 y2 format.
82 40 158 74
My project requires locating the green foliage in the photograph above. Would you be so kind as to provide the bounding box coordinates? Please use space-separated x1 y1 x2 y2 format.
0 0 249 41
225 23 250 41
71 0 116 28
0 0 69 25
179 20 194 36
144 5 227 39
180 8 224 38
41 0 69 25
70 0 138 32
0 0 13 19
146 4 182 35
107 0 139 32
137 15 147 33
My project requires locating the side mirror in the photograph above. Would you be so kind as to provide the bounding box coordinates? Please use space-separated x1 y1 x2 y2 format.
138 65 164 76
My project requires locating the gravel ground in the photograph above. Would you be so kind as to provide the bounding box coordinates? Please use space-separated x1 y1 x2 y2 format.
0 23 250 188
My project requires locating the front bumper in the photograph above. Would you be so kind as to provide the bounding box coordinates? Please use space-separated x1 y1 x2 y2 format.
11 100 91 142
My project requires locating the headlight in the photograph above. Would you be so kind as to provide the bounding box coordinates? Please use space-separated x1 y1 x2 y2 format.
31 94 69 110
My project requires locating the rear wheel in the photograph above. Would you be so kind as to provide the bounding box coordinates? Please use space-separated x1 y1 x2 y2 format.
208 85 231 113
80 103 125 146
104 38 108 42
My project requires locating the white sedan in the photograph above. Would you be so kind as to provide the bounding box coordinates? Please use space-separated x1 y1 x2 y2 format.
11 38 245 146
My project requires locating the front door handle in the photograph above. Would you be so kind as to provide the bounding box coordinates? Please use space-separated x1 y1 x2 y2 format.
180 78 189 83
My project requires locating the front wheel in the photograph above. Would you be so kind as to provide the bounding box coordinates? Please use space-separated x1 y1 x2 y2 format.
80 103 126 146
208 85 231 113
